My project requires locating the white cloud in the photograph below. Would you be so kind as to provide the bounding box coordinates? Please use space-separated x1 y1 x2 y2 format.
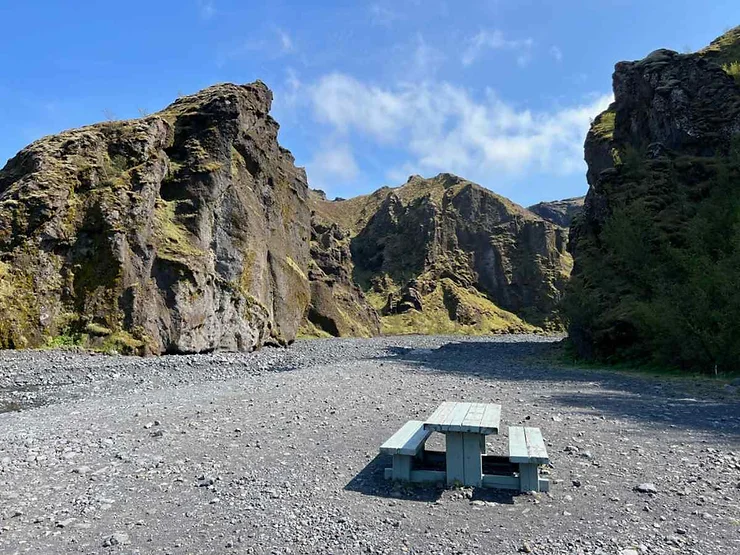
197 0 215 20
277 28 294 53
304 73 612 184
462 29 534 67
308 142 360 186
550 45 563 63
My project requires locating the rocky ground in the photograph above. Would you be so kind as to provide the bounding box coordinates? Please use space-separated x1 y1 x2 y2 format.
0 335 738 555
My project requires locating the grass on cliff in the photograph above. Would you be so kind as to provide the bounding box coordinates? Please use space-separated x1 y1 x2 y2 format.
723 61 740 85
365 278 536 336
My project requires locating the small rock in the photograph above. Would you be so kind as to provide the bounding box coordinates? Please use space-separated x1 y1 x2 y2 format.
635 483 658 494
103 532 130 547
56 518 75 528
519 543 533 553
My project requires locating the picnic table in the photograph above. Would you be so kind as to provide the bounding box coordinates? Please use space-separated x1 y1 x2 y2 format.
424 401 500 487
379 400 550 492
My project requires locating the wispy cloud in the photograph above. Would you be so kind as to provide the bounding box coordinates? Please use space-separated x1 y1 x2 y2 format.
197 0 215 20
369 3 399 26
277 28 294 53
308 141 360 186
462 29 534 67
550 45 563 63
304 73 612 185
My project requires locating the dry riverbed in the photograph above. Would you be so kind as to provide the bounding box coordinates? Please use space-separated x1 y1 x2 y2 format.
0 336 739 555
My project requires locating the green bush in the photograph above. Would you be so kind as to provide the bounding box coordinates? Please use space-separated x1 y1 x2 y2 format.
565 139 740 374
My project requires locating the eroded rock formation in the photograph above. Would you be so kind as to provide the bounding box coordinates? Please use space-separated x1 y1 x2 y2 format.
566 26 740 371
0 82 310 354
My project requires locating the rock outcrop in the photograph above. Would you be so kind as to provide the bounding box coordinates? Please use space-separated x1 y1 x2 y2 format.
0 82 310 354
528 197 584 228
302 192 381 338
566 26 740 371
306 174 573 336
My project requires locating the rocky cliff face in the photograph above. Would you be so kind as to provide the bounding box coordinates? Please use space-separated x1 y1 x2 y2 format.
528 197 584 228
306 174 573 336
0 82 310 354
302 191 381 338
566 27 740 371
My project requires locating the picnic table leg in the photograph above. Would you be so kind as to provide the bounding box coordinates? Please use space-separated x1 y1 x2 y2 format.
519 463 539 492
445 432 465 486
445 432 483 487
392 454 412 481
462 433 483 487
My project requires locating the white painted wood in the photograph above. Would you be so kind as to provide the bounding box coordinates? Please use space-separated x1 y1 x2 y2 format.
519 463 539 492
392 454 412 481
425 402 501 434
379 420 432 456
524 427 549 464
479 404 501 434
424 401 456 429
508 426 530 463
462 433 483 487
461 403 486 429
445 432 465 485
481 474 520 489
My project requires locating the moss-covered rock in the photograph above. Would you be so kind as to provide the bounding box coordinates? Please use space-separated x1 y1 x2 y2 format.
566 26 740 372
0 82 310 354
306 173 573 336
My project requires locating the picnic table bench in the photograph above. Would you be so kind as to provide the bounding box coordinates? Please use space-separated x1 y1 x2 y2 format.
379 401 550 492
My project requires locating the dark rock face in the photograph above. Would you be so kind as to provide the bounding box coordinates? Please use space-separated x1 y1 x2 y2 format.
303 199 381 338
0 82 310 354
308 174 573 335
528 197 584 228
566 27 740 371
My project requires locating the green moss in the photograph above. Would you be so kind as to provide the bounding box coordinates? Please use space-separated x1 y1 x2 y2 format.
0 261 38 349
154 199 206 262
45 333 85 349
376 278 535 336
591 109 615 141
722 61 740 85
85 322 112 336
700 26 740 68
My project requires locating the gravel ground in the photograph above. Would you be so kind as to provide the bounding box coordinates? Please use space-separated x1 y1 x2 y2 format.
0 335 738 555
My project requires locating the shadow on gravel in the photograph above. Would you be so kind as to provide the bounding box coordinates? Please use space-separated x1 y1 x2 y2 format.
345 454 516 504
379 341 740 438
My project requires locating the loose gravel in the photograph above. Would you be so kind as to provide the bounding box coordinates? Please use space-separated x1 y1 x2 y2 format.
0 335 738 555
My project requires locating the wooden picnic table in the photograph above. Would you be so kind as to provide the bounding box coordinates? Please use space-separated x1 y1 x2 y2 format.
423 401 501 487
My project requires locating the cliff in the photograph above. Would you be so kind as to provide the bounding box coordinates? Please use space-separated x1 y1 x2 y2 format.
0 82 310 354
566 26 740 372
305 174 573 336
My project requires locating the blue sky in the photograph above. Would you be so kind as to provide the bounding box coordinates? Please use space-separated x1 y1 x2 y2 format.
0 1 737 206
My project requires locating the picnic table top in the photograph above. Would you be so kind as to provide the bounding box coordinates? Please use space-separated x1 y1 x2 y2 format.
423 401 501 435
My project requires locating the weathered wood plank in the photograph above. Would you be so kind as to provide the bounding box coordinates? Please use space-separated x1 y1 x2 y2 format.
519 463 539 492
524 427 549 464
462 433 483 487
444 402 472 431
479 404 501 434
445 432 465 485
460 403 486 431
392 454 412 481
481 474 520 489
379 420 431 456
508 426 530 463
424 401 456 430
